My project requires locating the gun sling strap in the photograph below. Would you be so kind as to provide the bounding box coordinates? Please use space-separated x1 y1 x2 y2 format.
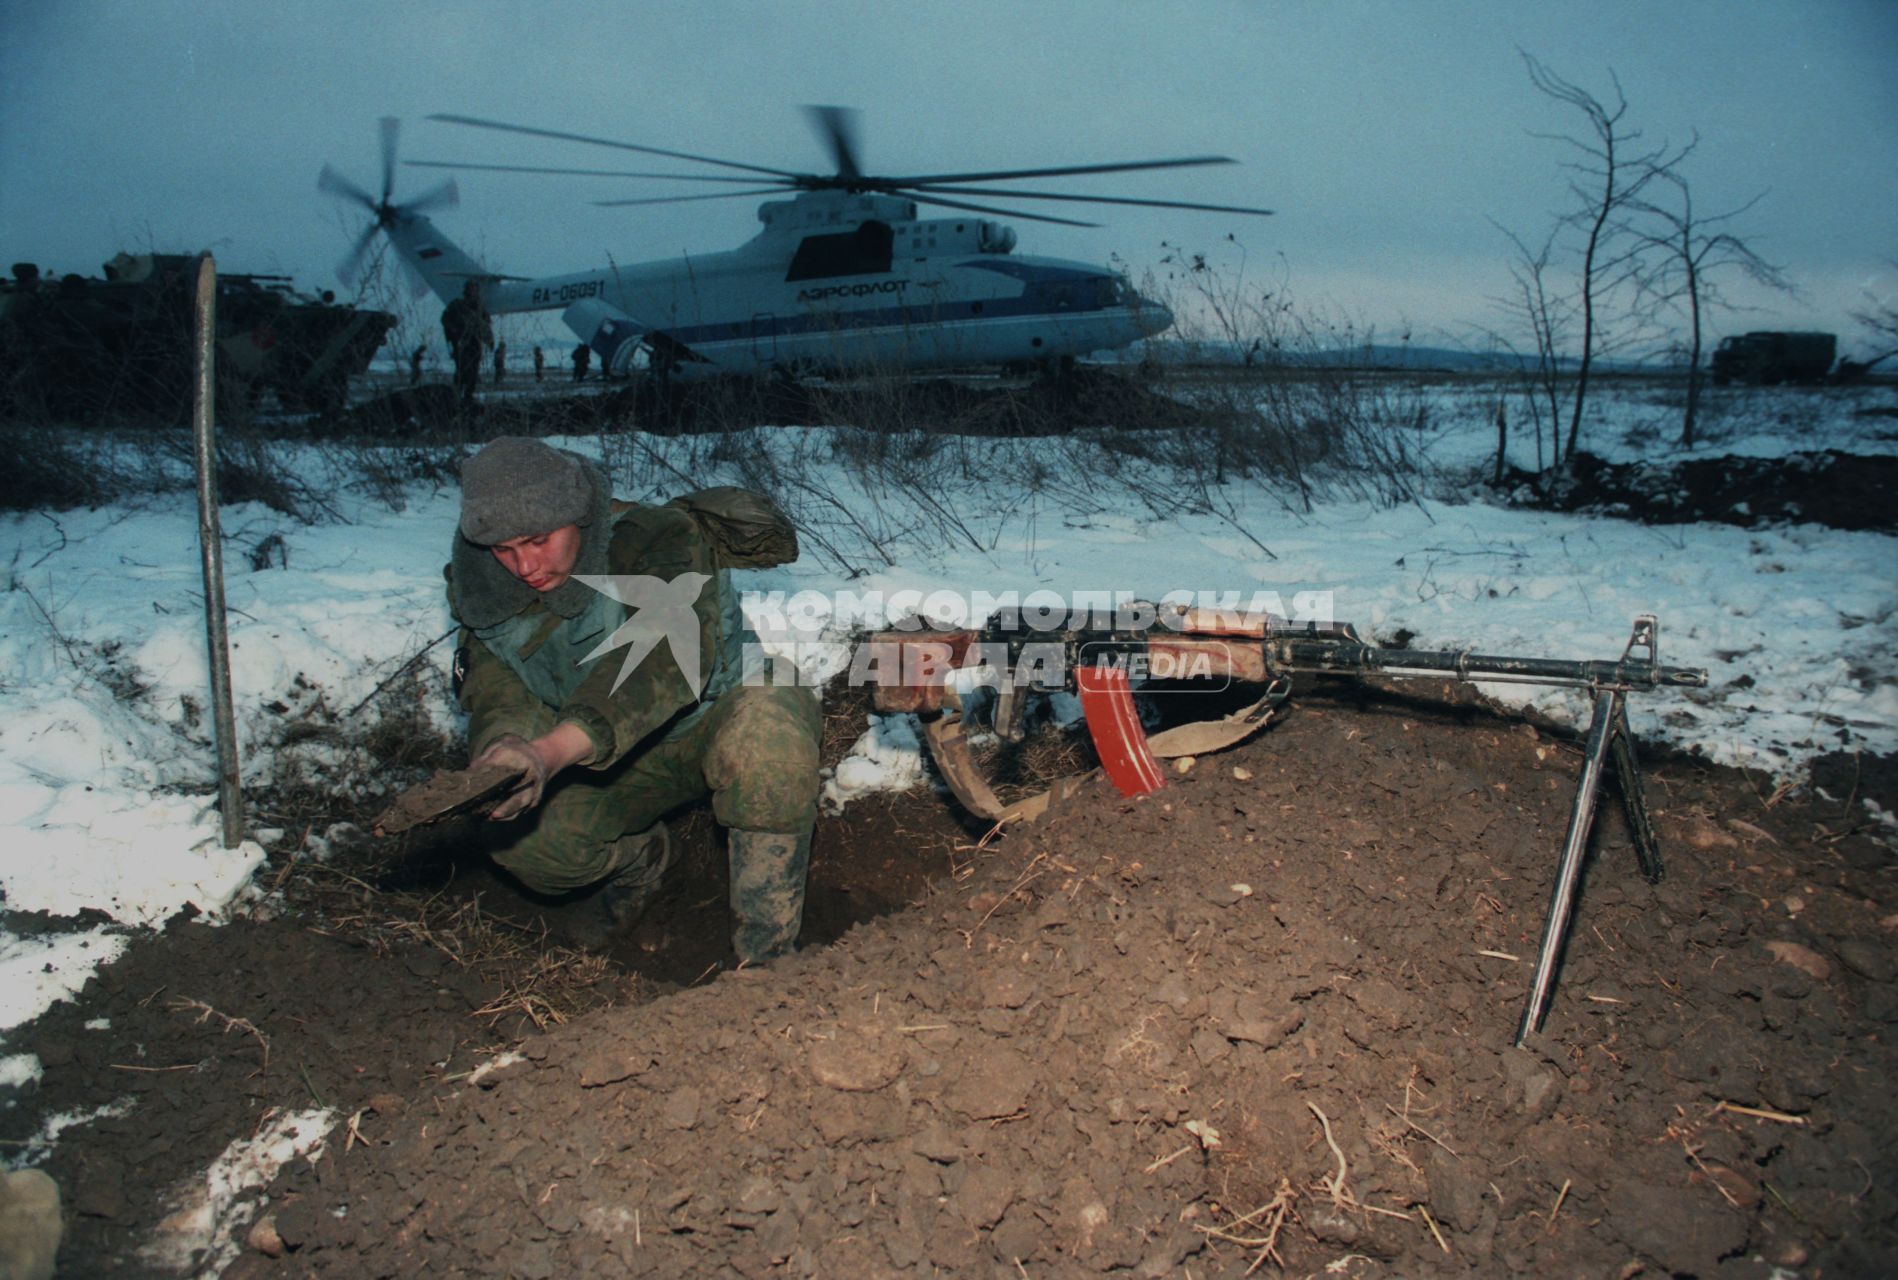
919 677 1291 828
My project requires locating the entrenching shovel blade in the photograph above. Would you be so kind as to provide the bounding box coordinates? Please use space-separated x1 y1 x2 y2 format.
373 760 526 836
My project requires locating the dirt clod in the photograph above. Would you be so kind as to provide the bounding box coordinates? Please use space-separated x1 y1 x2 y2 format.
806 1031 903 1092
1766 939 1834 981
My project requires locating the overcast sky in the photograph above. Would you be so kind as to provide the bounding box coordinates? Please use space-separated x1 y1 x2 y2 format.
3 0 1893 356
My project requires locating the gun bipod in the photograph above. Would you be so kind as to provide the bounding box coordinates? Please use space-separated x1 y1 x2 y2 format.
1515 688 1664 1046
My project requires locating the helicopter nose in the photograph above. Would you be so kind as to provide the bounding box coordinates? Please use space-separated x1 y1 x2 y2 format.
1135 297 1174 337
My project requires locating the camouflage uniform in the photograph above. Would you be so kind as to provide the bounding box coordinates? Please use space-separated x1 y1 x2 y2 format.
449 498 819 962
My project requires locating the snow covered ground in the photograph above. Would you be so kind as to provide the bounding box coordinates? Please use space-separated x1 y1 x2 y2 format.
0 376 1892 1071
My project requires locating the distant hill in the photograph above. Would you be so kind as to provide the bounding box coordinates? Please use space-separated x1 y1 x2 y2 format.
1115 338 1647 373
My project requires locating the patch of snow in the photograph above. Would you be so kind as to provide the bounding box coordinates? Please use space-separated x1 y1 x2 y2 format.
466 1050 525 1086
822 714 927 813
140 1106 335 1275
9 1096 137 1165
0 928 127 1031
0 1054 43 1090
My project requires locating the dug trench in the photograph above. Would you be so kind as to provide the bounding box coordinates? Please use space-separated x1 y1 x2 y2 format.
4 682 1895 1277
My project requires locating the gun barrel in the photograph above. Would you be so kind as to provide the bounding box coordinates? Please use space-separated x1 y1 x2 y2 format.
1267 637 1708 690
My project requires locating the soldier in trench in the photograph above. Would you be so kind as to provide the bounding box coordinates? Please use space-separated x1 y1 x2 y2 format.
446 437 820 959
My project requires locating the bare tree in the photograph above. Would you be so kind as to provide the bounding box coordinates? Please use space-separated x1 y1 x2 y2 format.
1624 158 1790 445
1520 52 1679 464
1850 259 1898 373
1489 223 1571 471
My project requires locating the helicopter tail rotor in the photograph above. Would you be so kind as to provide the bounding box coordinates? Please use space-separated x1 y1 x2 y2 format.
317 163 378 213
318 118 461 290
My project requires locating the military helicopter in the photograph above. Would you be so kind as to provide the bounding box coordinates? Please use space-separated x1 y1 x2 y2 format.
318 110 1272 381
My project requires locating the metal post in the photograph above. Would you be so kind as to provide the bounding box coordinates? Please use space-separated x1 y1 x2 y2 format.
1516 689 1619 1046
191 254 244 848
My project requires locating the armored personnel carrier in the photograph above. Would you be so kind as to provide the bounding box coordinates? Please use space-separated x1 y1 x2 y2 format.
1 254 396 422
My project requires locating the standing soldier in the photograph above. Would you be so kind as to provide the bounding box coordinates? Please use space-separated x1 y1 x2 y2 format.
572 342 591 382
532 345 545 382
440 280 491 408
446 438 820 959
493 339 507 386
409 344 426 387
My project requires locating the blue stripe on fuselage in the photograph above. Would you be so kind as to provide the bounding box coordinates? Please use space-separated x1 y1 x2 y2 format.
955 260 1109 285
658 263 1120 347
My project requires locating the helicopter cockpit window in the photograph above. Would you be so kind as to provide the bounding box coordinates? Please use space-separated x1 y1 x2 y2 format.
786 220 895 282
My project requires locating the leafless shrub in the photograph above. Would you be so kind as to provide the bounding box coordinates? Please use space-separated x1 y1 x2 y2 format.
318 438 466 512
1129 242 1431 514
0 420 130 510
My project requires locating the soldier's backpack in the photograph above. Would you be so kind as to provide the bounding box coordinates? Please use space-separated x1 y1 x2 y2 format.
663 486 798 569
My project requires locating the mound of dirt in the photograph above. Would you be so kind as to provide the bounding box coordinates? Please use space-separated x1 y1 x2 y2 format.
1504 449 1898 534
252 698 1898 1275
8 690 1895 1277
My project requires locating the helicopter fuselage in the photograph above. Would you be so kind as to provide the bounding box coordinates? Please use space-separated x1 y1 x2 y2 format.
386 191 1171 380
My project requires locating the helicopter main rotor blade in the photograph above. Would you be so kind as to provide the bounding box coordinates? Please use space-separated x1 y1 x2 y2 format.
883 155 1235 187
906 183 1273 218
805 105 863 182
378 116 401 205
592 187 797 208
904 192 1098 227
402 178 460 217
317 163 378 212
406 159 775 184
429 114 801 181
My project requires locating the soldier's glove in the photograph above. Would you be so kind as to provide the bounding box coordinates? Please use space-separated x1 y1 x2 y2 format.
472 734 553 821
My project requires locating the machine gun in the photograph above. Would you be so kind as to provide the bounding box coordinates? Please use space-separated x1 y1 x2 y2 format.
864 607 1707 1044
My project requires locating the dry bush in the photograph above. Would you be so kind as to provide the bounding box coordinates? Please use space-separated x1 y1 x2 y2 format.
0 420 127 510
1135 243 1431 511
318 438 466 512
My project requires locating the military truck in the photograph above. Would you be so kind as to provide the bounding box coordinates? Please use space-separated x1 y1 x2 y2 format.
1 254 395 423
1708 331 1837 386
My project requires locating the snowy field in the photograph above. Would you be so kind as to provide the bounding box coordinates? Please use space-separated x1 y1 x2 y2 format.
0 375 1893 1070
